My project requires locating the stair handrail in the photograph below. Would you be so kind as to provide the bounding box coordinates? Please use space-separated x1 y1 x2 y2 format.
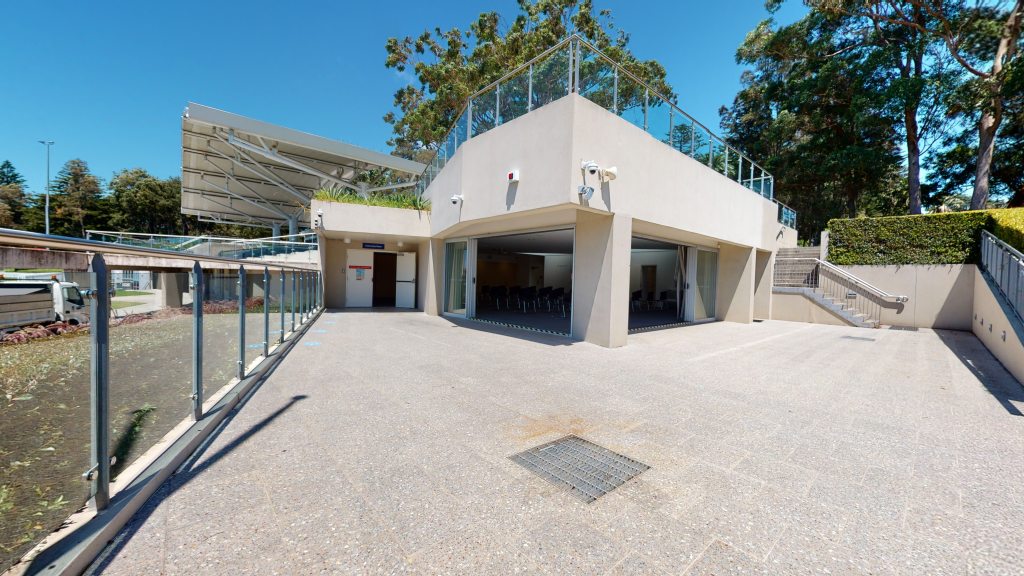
781 258 910 303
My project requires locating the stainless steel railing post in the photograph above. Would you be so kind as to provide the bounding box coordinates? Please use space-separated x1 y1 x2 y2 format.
238 265 246 380
191 261 203 421
89 253 111 511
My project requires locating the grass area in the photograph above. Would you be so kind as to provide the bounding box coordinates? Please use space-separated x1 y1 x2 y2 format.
313 185 430 211
111 300 145 310
0 313 243 571
112 290 152 297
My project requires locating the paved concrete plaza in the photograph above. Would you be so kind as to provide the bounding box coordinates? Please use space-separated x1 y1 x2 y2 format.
90 312 1024 575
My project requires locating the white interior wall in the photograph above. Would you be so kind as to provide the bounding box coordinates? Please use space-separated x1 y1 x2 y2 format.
542 254 573 290
629 250 678 297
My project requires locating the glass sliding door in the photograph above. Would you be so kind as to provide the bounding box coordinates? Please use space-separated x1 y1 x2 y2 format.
694 249 718 321
444 240 468 315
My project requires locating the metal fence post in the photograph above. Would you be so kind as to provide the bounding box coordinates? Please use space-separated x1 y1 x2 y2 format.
643 88 649 131
191 262 203 421
89 253 111 511
263 266 270 357
279 268 286 342
299 271 305 322
238 265 246 380
291 271 297 332
527 64 533 112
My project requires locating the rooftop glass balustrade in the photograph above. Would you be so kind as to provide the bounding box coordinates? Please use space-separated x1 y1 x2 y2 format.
414 35 795 230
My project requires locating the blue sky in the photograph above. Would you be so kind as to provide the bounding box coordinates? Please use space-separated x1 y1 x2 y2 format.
0 1 807 196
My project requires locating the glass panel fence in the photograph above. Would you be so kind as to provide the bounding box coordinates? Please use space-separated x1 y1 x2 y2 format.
617 76 645 129
202 267 240 400
692 126 712 165
0 256 92 572
530 44 571 110
443 129 457 162
577 45 615 111
455 111 469 153
648 99 671 145
268 269 285 347
670 114 695 155
710 138 727 176
498 69 530 125
243 269 265 373
470 88 497 137
751 166 765 197
108 265 192 483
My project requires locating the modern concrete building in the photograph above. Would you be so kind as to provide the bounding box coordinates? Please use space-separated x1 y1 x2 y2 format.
184 36 800 347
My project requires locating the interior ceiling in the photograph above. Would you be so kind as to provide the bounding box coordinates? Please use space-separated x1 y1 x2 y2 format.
477 229 574 254
181 103 425 231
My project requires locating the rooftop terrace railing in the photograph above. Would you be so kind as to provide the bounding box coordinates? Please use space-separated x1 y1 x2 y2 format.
415 34 795 229
0 229 323 572
981 230 1024 325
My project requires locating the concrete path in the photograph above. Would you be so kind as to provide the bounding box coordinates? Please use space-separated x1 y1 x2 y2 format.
89 313 1024 575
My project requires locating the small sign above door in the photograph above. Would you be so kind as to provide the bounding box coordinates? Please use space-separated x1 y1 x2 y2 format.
362 242 385 249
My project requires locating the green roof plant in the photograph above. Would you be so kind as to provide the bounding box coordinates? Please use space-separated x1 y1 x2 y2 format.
313 186 430 212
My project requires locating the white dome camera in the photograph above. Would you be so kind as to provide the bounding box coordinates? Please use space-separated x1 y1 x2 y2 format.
450 194 464 205
582 160 600 176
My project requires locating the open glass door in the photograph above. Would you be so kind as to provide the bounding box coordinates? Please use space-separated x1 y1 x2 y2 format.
444 240 468 316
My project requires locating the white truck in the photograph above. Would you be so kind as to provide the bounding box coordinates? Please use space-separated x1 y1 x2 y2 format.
0 279 89 331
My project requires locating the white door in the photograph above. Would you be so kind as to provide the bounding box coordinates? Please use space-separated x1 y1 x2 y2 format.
395 252 416 308
345 249 373 307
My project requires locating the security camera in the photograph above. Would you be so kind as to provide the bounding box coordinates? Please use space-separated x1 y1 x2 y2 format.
450 194 463 205
582 160 600 176
316 208 323 216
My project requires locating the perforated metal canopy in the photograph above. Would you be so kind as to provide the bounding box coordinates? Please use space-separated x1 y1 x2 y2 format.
181 103 425 234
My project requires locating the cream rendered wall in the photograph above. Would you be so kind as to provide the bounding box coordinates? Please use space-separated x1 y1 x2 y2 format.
716 244 755 323
754 250 773 320
321 238 425 310
972 269 1024 384
569 95 792 252
840 265 975 330
771 292 851 326
573 211 631 347
428 97 575 238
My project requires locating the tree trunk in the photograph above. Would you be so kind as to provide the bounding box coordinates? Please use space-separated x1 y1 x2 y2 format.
971 110 999 210
971 0 1023 210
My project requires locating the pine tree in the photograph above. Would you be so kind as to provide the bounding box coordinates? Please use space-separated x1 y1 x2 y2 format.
0 160 25 186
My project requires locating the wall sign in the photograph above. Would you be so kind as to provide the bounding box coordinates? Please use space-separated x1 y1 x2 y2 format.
362 242 385 249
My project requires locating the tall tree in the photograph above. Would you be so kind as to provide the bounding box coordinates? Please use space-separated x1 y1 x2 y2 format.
721 12 905 238
383 0 672 161
108 169 188 234
818 0 1024 209
0 160 25 186
49 159 107 237
0 184 28 228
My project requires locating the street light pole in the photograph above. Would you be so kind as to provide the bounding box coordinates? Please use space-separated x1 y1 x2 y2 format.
38 140 54 235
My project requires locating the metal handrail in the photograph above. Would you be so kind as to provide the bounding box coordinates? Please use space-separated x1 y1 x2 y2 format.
1 228 318 271
784 258 909 303
86 230 316 247
981 229 1024 324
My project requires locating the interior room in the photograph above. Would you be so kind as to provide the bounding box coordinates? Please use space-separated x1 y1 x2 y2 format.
629 237 685 331
473 229 574 335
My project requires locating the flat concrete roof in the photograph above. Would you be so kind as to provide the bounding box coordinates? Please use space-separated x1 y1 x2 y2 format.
93 314 1024 574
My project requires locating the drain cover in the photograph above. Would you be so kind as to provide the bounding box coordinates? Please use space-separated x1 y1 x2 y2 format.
510 435 650 503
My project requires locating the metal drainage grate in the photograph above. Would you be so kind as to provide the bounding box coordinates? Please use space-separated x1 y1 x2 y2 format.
509 435 650 503
841 335 876 342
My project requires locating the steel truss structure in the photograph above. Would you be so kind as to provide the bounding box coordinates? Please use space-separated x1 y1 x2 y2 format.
181 103 424 235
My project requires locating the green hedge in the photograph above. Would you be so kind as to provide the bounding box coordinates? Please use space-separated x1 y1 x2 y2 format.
827 208 1024 265
992 209 1024 255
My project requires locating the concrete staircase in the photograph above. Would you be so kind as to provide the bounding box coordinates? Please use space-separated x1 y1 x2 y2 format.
774 246 885 328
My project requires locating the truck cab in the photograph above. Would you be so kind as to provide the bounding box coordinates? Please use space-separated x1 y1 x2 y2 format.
0 278 89 331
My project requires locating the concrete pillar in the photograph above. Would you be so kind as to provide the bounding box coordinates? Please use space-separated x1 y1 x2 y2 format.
425 238 445 316
159 272 185 308
572 211 631 347
272 222 282 238
716 244 756 323
754 250 773 320
288 216 298 240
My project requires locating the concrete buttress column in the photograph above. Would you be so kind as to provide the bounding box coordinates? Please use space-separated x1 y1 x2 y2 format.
716 244 756 323
572 211 631 347
753 250 773 320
